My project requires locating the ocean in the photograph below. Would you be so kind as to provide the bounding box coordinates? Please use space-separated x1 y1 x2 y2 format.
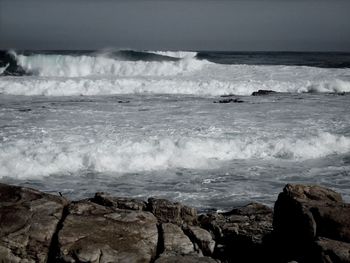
0 50 349 211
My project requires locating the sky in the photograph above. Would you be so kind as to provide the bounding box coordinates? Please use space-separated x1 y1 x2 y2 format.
0 0 350 51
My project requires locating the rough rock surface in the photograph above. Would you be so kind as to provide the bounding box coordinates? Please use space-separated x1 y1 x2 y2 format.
315 237 350 263
185 226 215 256
58 201 158 263
161 223 195 255
273 184 350 262
0 183 67 263
92 192 147 211
155 254 219 263
199 202 273 262
148 198 197 225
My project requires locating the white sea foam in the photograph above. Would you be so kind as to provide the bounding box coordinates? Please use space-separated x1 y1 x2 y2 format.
1 132 349 178
15 54 205 77
0 65 8 75
149 51 198 59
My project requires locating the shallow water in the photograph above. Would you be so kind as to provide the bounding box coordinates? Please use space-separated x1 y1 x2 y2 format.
1 92 349 210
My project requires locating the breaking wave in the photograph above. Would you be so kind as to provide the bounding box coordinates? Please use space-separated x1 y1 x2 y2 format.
1 132 349 178
0 50 350 96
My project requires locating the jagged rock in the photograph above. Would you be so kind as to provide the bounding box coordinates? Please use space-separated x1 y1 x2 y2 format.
155 253 219 263
0 183 67 263
315 237 350 263
92 192 147 211
58 200 158 263
251 90 276 96
148 198 197 225
161 223 195 254
199 202 273 262
273 184 349 262
185 226 215 256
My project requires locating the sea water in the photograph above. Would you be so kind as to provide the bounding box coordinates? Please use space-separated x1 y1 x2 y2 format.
0 50 349 210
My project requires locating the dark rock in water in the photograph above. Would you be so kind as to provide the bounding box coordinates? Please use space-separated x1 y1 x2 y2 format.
199 202 274 262
18 108 32 112
161 223 195 255
148 198 198 226
92 192 147 211
214 98 244 103
0 51 27 76
118 100 130 103
251 90 277 96
273 184 350 262
0 183 67 263
155 254 218 263
57 200 158 262
315 237 350 263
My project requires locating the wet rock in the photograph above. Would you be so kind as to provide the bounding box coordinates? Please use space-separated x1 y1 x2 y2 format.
199 202 273 262
161 223 195 254
273 184 349 262
251 90 276 96
214 98 244 103
148 198 197 226
58 200 158 262
92 192 147 211
185 226 215 256
0 183 67 263
155 253 219 263
315 237 350 263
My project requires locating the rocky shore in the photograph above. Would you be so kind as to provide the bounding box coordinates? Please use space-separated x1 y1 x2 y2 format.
0 183 349 263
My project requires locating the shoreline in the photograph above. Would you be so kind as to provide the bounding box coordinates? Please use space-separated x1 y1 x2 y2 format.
0 182 349 263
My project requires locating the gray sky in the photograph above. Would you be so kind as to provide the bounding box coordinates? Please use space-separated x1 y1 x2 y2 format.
1 0 350 51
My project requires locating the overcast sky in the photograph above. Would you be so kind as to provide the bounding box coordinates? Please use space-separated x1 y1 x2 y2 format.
1 0 350 51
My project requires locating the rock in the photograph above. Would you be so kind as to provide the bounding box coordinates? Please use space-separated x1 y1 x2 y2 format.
251 90 276 96
185 226 215 256
58 200 158 262
148 198 197 225
161 223 195 254
199 202 273 262
273 184 349 262
0 183 67 263
155 254 218 263
92 192 147 211
0 51 27 76
315 237 350 263
214 98 244 103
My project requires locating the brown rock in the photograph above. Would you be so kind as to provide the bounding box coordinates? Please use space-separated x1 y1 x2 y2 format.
185 226 215 256
92 192 147 211
58 200 158 262
199 202 273 262
0 183 67 263
315 237 350 263
155 254 218 263
162 223 195 255
148 198 197 225
273 184 349 262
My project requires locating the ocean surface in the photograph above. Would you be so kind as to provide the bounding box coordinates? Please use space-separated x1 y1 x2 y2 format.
0 50 350 211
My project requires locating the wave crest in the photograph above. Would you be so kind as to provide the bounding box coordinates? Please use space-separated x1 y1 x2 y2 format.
1 132 349 178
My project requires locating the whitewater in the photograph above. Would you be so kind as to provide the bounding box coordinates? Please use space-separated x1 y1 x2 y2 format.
0 50 350 210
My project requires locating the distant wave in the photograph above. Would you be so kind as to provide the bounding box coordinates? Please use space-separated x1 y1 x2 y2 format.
149 51 198 59
0 132 349 178
1 76 349 96
1 50 350 96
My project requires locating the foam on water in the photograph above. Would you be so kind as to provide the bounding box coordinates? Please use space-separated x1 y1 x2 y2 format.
149 51 198 59
1 132 349 179
1 52 349 96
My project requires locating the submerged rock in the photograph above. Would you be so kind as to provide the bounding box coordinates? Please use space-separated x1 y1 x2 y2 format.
214 98 244 103
0 183 67 263
251 90 276 96
58 200 158 262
